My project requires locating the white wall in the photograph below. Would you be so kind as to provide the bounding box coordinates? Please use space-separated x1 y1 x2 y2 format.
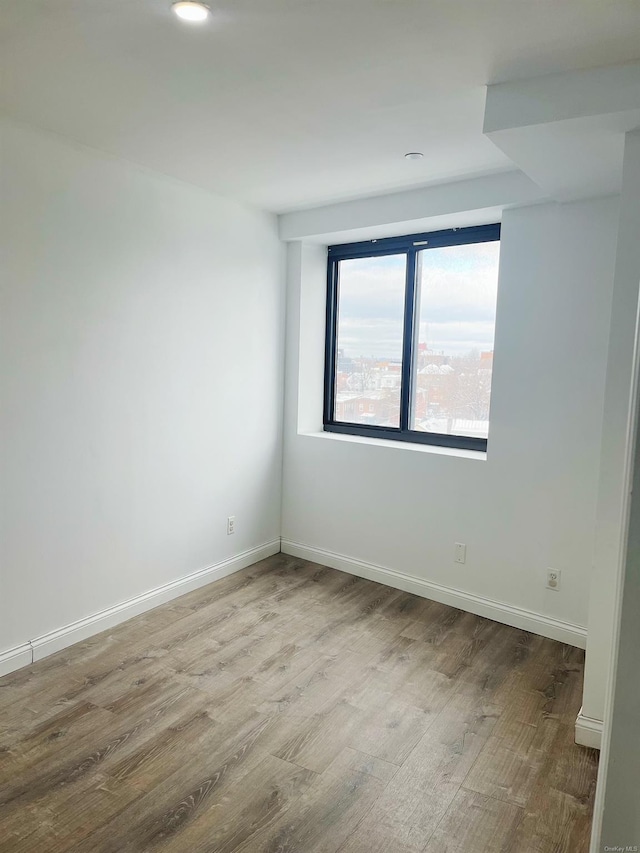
589 131 640 851
278 171 543 243
282 197 619 640
583 130 640 726
0 118 284 659
597 384 640 848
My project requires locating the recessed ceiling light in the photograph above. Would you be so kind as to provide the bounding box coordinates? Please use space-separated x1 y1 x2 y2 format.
404 152 424 160
171 1 210 22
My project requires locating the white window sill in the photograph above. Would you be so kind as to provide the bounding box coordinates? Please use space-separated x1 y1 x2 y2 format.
299 429 487 461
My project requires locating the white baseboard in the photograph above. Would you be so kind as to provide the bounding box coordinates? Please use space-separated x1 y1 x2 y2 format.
0 539 281 677
281 539 587 649
575 707 603 749
0 643 33 677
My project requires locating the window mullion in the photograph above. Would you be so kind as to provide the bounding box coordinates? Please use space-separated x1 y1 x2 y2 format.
323 258 339 425
399 249 417 432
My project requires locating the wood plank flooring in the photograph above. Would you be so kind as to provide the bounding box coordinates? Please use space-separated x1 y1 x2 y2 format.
0 554 598 852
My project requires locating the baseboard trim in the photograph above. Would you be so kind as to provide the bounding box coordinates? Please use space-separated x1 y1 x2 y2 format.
281 539 587 649
575 707 603 749
0 539 281 676
0 643 33 678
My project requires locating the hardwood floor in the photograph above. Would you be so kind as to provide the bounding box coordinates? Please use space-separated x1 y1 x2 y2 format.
0 554 598 852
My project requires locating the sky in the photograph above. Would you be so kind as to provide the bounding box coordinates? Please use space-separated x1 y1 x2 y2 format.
336 241 500 360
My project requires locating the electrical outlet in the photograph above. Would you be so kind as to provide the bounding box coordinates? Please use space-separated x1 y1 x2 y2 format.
454 543 466 564
546 568 561 591
227 516 235 535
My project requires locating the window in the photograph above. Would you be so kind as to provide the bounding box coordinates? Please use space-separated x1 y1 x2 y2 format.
323 224 501 451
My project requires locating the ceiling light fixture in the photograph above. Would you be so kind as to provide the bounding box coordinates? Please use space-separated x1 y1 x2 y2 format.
171 1 210 22
404 152 424 160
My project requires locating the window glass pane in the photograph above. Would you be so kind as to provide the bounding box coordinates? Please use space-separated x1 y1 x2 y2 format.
334 254 406 428
412 241 500 439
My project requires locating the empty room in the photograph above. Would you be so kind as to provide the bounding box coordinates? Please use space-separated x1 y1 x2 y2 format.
2 1 640 851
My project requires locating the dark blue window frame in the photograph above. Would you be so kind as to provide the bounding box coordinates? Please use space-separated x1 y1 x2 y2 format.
323 223 501 452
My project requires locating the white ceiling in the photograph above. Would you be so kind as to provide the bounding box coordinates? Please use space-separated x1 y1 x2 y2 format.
2 0 640 212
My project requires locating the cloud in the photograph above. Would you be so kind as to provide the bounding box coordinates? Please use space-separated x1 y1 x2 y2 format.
338 254 406 324
336 241 500 358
